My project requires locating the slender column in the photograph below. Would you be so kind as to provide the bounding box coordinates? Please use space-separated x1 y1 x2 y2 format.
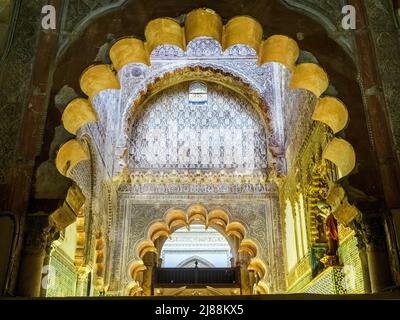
359 245 372 293
75 267 90 296
353 227 371 293
238 252 252 295
142 266 154 296
142 253 157 296
16 213 55 297
248 270 256 293
365 218 392 293
40 243 55 297
231 237 240 266
353 210 393 292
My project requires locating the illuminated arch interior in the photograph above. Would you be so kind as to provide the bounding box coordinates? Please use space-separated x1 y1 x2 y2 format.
47 7 363 297
161 225 232 268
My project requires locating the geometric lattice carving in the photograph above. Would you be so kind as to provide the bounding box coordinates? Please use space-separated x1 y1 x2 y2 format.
129 82 268 172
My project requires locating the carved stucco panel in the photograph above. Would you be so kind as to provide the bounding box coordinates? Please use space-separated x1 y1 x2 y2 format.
0 0 47 183
110 196 284 292
364 0 400 155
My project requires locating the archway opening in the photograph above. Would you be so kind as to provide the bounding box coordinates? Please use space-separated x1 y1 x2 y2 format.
160 225 233 268
47 5 369 298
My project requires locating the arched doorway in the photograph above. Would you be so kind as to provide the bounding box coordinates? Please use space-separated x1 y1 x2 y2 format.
115 75 280 295
161 225 232 268
129 209 267 296
48 7 371 298
155 225 238 296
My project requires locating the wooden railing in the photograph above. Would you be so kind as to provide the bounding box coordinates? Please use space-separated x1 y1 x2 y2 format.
153 267 240 288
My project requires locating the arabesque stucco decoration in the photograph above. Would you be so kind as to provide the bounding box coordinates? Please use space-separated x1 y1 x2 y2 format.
54 8 357 295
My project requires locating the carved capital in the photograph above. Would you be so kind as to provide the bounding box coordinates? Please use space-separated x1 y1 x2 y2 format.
23 213 60 255
237 252 252 268
320 255 339 268
76 266 91 281
351 209 387 251
351 219 367 251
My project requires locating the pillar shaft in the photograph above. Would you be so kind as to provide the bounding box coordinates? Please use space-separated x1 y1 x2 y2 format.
353 208 393 293
358 247 372 293
76 276 88 296
142 253 157 296
17 249 46 297
238 252 251 295
16 213 55 297
142 266 153 296
367 248 392 293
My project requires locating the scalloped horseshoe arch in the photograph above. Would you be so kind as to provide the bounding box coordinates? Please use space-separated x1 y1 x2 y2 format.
53 7 358 296
58 8 356 182
129 206 266 294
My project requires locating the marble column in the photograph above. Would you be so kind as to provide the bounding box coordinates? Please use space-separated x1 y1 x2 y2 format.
142 253 157 296
40 243 56 297
353 229 371 293
142 266 153 296
248 270 256 293
238 252 252 295
353 210 393 293
359 247 372 293
16 213 56 297
75 267 90 296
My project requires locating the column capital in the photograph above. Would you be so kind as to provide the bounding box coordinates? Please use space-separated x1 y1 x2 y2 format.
351 206 387 251
76 266 91 280
237 252 252 268
23 212 59 254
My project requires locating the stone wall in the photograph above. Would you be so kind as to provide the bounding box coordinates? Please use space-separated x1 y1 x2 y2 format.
0 0 46 184
363 0 400 160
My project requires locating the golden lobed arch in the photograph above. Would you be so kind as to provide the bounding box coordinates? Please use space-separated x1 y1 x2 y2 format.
51 7 361 296
58 8 356 181
128 206 267 292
